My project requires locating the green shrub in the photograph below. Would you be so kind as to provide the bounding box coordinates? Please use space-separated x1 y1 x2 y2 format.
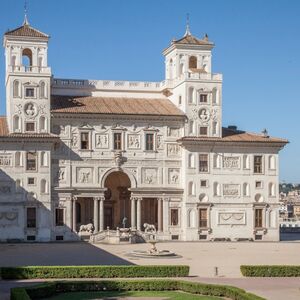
10 279 265 300
10 287 31 300
240 265 300 277
1 265 189 280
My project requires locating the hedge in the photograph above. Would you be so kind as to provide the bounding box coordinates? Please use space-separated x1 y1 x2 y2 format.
11 279 266 300
1 265 189 280
240 265 300 277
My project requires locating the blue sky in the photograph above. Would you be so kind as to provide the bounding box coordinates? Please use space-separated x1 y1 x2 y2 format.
0 0 299 183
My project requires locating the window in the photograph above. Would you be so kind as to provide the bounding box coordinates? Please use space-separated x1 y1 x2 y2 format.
113 132 122 150
243 183 250 196
269 183 276 197
27 177 35 185
25 88 35 97
243 155 250 169
213 154 221 169
199 94 208 103
213 182 221 196
80 132 89 150
254 209 263 228
269 155 276 170
170 209 179 226
41 179 48 194
255 181 262 189
199 209 208 228
13 80 20 97
55 208 64 226
22 48 32 67
26 207 36 228
13 115 20 132
25 122 35 132
200 180 207 187
254 155 263 174
188 154 195 168
145 133 154 151
26 152 37 171
188 181 195 196
40 151 48 167
189 56 197 69
199 154 209 172
199 127 208 136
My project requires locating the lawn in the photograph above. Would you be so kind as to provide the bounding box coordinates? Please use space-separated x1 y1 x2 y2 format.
44 290 222 299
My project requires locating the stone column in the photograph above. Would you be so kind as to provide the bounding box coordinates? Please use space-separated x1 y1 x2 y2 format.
137 198 142 231
93 197 99 233
163 198 169 233
99 197 104 231
72 196 77 232
158 198 162 232
131 197 136 229
65 196 72 230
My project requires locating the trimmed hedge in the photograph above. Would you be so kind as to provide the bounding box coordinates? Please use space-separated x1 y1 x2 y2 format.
1 265 189 280
241 265 300 277
11 279 266 300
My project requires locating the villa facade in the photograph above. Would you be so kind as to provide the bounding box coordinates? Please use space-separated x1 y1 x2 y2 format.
0 19 288 242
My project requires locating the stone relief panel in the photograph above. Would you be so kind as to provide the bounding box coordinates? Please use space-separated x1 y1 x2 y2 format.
127 134 141 149
24 102 38 119
77 167 93 184
95 134 109 149
142 168 158 185
223 156 240 169
0 155 12 167
218 212 246 225
0 211 18 226
198 108 210 124
223 184 240 197
168 168 180 185
167 144 181 157
156 135 164 150
58 167 66 184
168 127 180 137
71 133 78 148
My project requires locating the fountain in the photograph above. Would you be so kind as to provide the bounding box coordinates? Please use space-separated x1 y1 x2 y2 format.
127 223 178 258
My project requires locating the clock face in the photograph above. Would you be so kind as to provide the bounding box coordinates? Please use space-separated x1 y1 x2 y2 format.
198 108 210 122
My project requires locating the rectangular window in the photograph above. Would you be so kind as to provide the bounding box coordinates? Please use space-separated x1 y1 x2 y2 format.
145 133 154 151
113 132 122 150
170 209 179 226
25 122 35 132
27 177 35 185
200 180 207 187
255 181 262 189
199 94 208 103
27 207 36 228
80 132 89 150
25 88 35 97
255 209 263 228
199 209 208 228
199 126 208 136
199 154 209 172
55 208 64 226
254 155 263 174
26 152 37 171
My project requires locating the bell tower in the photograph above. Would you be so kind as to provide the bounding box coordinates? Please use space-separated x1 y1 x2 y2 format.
3 16 51 134
163 24 223 138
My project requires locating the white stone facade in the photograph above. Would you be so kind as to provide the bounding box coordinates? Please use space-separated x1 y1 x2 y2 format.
0 21 287 242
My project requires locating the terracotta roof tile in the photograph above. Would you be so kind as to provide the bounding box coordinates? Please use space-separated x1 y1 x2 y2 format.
5 24 49 38
0 116 9 136
173 34 214 46
178 127 288 144
51 96 185 117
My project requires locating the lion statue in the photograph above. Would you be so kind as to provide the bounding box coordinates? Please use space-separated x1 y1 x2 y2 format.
79 223 94 234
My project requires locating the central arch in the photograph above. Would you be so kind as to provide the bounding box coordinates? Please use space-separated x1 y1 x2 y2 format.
104 171 131 229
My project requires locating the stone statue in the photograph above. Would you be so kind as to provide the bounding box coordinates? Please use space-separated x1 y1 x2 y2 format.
79 223 94 234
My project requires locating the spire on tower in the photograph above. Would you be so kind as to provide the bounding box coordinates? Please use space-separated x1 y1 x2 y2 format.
23 0 29 26
184 13 191 36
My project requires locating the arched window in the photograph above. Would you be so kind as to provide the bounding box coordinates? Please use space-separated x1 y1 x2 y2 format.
13 80 20 98
39 116 47 132
40 81 46 98
13 115 20 132
168 59 173 79
269 183 276 197
212 88 218 104
188 209 196 228
243 183 250 196
269 155 276 170
243 155 250 169
188 181 195 196
22 48 33 67
189 56 197 69
15 152 22 167
188 87 195 104
188 154 195 168
213 182 221 196
40 151 48 167
41 179 48 194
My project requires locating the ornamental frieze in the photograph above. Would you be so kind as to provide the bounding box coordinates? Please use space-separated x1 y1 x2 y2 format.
223 156 240 169
223 184 240 197
218 212 246 225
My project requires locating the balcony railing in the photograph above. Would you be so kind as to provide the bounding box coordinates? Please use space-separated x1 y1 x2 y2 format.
7 65 51 74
